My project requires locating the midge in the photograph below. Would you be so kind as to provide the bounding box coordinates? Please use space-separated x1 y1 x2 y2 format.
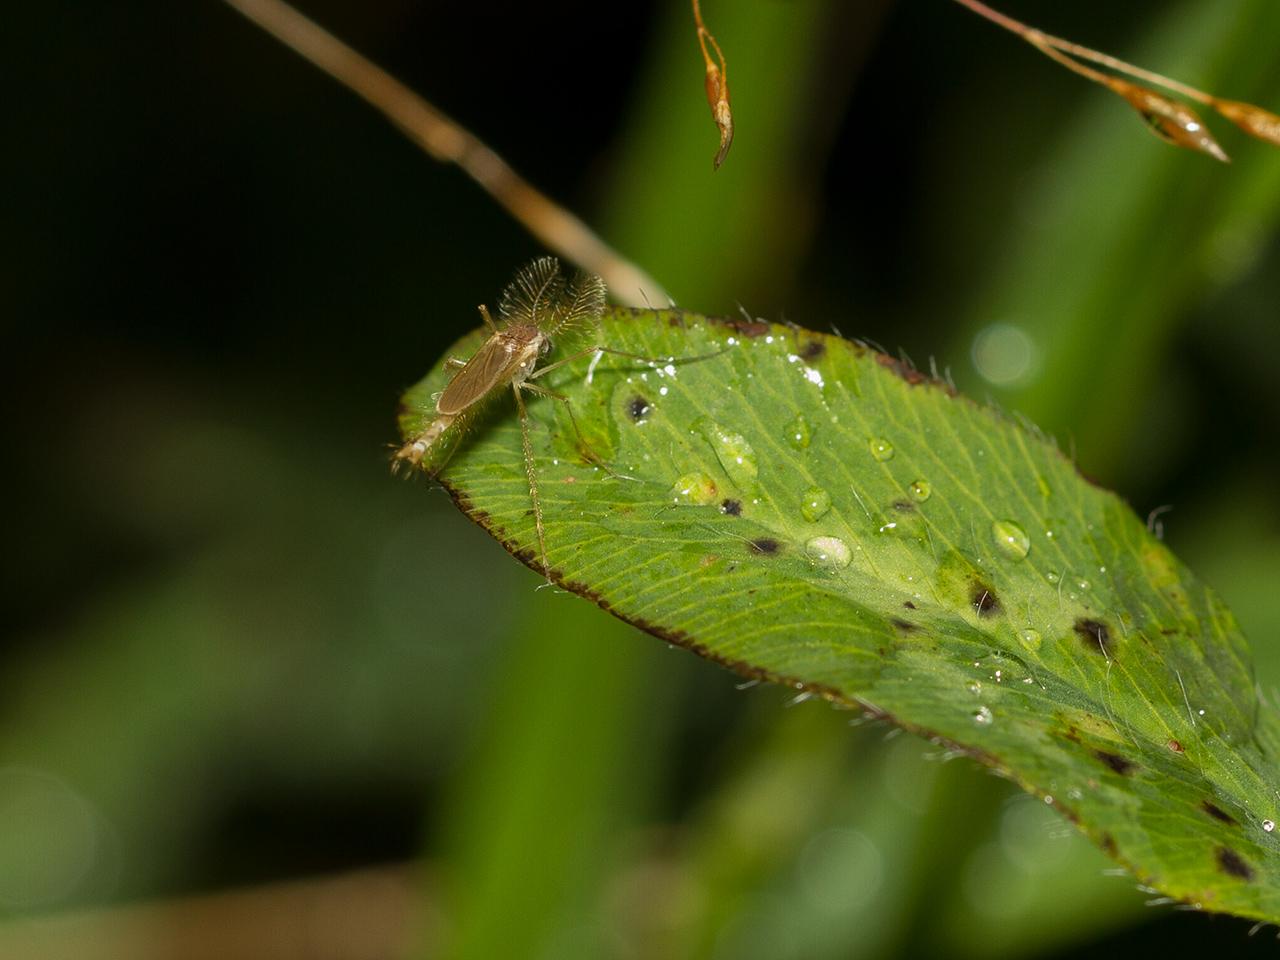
395 257 657 579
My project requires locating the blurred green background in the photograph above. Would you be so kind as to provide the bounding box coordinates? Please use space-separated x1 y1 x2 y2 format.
4 1 1280 957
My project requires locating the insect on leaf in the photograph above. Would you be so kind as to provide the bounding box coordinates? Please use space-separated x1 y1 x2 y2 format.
398 304 1280 925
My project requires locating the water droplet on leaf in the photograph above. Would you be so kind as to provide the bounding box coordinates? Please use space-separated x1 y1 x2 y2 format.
695 417 758 490
992 520 1030 560
805 536 852 569
908 479 932 503
785 414 812 450
1018 628 1042 651
869 437 895 461
974 706 993 726
670 472 718 506
800 487 831 522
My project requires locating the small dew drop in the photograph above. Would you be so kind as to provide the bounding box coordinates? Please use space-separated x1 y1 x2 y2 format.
991 520 1031 560
800 487 832 522
805 536 852 570
669 472 718 506
967 681 983 696
868 437 895 462
1075 578 1091 592
973 705 993 726
785 414 812 450
1264 820 1276 833
695 418 758 489
1046 571 1061 584
908 479 932 503
1017 628 1042 651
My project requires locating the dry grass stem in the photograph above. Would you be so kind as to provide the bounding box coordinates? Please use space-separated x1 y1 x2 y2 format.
220 0 667 306
691 0 734 169
952 0 1280 160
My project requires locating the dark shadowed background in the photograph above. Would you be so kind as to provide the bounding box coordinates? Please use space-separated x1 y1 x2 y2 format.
4 1 1280 957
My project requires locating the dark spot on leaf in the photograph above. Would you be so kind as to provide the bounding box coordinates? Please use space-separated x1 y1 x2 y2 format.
627 396 652 421
1160 627 1177 636
892 499 916 512
1093 750 1135 776
720 499 742 516
1202 801 1239 826
1074 619 1111 655
903 601 917 610
971 582 1000 617
749 538 782 556
1216 847 1254 881
800 340 826 361
1101 833 1117 855
1167 738 1184 753
874 352 943 389
890 618 920 634
707 314 770 338
875 353 924 384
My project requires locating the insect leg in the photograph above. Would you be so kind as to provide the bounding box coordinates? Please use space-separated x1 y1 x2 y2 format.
512 385 551 581
520 382 632 481
527 346 647 381
527 345 725 382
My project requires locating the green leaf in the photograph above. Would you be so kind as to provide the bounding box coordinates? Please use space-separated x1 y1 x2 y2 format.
399 307 1280 923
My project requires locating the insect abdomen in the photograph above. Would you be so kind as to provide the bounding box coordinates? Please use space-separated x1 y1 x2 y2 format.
394 414 455 468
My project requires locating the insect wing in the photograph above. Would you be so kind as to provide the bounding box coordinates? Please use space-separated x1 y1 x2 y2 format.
437 336 524 416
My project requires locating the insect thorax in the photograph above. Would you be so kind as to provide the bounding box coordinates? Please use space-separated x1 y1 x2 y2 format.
503 327 547 385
